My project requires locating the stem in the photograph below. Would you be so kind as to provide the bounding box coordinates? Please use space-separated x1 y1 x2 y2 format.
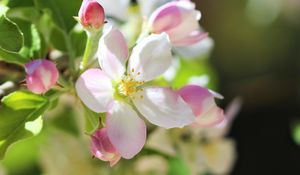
80 31 102 73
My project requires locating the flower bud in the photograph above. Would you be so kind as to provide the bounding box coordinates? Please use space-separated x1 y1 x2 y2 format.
79 0 105 29
25 59 59 94
149 0 207 46
178 85 224 127
91 128 121 167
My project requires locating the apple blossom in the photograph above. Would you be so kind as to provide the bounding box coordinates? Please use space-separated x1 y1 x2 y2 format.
148 0 208 46
91 128 121 166
178 85 225 127
25 59 59 94
76 26 195 159
79 0 105 29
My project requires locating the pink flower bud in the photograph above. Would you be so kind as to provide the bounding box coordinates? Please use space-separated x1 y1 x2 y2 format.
178 85 225 127
79 0 105 29
149 0 208 46
25 59 59 94
91 128 121 167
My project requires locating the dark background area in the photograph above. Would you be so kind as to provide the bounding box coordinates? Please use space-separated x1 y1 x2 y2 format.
196 0 300 174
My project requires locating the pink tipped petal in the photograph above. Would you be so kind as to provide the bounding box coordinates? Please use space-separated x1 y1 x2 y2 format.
133 87 195 129
98 26 129 80
178 85 225 127
194 106 225 127
25 59 42 75
26 75 46 94
106 102 146 159
91 128 121 166
149 3 182 33
149 1 202 46
128 33 172 82
172 32 208 46
75 69 114 113
39 60 59 89
178 85 212 116
25 59 59 94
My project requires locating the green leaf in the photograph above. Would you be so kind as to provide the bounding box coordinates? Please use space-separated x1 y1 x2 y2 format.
50 26 67 52
34 0 81 32
7 0 35 8
2 91 47 109
7 7 40 22
0 47 28 65
83 105 100 134
70 28 87 57
0 91 49 159
0 15 24 52
7 17 47 59
168 156 190 175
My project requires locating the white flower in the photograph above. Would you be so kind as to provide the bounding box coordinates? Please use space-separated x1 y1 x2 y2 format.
76 26 195 159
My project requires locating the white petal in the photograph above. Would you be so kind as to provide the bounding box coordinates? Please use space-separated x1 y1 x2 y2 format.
128 33 172 82
133 87 195 129
75 69 114 113
98 25 128 80
138 0 171 18
106 102 147 159
96 0 130 21
174 37 214 59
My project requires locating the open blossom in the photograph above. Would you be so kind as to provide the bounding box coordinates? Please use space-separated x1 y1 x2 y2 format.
79 0 105 29
76 26 195 159
25 59 59 94
91 128 121 166
178 85 225 127
148 0 208 46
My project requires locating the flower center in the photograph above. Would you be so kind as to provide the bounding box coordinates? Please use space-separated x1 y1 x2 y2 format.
117 69 144 97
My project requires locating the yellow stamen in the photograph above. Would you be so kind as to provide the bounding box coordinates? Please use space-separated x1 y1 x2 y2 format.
117 75 144 97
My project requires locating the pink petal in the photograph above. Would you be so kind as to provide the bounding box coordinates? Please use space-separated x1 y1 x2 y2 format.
98 25 129 80
106 102 146 159
133 87 195 129
91 128 121 166
178 85 225 127
149 2 182 33
128 33 172 82
75 69 114 113
149 1 201 46
172 31 208 46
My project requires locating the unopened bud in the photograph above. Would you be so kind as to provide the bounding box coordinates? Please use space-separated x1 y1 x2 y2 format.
25 59 59 94
91 128 121 167
79 0 105 29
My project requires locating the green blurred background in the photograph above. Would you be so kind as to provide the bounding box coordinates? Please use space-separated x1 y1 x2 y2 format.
0 0 300 174
197 0 300 174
